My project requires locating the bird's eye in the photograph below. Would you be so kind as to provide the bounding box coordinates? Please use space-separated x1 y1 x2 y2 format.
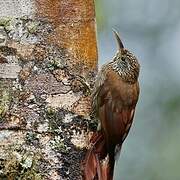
121 57 126 61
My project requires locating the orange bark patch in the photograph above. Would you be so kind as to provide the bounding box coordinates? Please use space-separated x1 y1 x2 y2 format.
35 0 97 72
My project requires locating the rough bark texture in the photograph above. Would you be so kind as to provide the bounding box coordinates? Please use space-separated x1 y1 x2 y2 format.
0 0 97 179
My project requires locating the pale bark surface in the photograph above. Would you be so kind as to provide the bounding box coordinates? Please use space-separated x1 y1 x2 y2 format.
0 0 97 179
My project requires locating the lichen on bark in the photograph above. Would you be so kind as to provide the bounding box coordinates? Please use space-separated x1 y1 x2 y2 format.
0 0 97 179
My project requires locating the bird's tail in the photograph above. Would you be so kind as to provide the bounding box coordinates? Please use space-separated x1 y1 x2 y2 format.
82 132 115 180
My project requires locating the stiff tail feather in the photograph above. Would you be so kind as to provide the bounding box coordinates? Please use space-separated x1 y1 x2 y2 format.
82 132 115 180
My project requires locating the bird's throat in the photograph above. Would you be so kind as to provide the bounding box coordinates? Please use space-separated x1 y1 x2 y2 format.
110 61 139 84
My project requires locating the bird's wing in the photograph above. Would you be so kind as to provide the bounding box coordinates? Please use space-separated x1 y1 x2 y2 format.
98 75 139 145
97 83 136 176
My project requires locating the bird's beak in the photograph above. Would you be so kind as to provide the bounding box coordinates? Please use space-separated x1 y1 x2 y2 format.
112 29 124 52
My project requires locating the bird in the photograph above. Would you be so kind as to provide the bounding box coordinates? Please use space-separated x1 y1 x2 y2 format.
83 29 140 180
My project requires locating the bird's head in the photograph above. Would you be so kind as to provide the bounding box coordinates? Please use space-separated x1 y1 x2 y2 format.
112 29 140 83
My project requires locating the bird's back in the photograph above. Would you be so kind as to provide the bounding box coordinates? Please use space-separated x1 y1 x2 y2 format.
98 69 139 147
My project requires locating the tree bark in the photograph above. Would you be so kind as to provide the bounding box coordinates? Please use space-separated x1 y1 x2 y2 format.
0 0 97 179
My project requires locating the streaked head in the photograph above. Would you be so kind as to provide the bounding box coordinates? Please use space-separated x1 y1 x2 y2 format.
112 29 140 83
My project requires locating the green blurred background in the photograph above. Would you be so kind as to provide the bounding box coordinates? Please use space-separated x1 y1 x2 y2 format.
95 0 180 179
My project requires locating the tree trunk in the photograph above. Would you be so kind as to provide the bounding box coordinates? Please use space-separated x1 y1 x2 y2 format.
0 0 97 179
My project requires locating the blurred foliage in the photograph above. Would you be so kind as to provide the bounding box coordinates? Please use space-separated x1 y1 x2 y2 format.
95 0 180 179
